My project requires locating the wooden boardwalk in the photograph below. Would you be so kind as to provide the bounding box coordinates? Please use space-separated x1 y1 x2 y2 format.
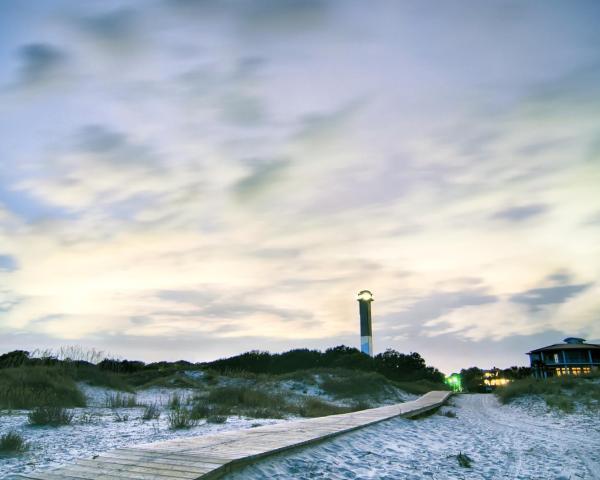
16 391 450 480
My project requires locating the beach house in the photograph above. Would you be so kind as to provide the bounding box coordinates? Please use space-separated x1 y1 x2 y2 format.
527 337 600 378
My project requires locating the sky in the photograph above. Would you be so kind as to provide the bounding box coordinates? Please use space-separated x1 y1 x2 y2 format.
0 0 599 374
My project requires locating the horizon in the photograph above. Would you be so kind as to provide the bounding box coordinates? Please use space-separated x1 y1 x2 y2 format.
1 1 600 376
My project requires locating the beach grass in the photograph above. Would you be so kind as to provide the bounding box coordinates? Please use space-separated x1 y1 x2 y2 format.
168 407 198 429
28 406 74 426
104 392 138 408
496 375 600 412
141 403 161 420
0 366 86 409
0 431 29 455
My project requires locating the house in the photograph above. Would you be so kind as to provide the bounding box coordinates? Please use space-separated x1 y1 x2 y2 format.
482 369 511 389
527 337 600 378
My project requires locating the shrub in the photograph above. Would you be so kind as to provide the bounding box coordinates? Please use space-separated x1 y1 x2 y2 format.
0 366 86 409
105 392 138 408
0 431 29 454
141 403 160 421
457 452 472 468
205 345 445 384
168 407 198 429
28 406 74 426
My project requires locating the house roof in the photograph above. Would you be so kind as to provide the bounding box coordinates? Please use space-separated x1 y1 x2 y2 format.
527 342 600 354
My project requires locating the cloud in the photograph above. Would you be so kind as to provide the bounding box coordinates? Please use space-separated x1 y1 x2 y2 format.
380 289 498 330
1 1 600 369
510 283 591 311
491 204 549 222
76 8 137 43
234 158 290 200
14 43 67 87
219 93 266 125
157 289 313 322
0 255 18 272
75 125 159 167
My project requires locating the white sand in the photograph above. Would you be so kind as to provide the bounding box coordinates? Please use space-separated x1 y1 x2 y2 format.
0 385 284 479
227 394 600 480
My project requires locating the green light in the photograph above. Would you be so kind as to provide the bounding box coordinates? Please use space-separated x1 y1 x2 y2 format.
445 373 462 392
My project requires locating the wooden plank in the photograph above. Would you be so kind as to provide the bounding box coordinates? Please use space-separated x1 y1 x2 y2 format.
74 459 206 478
22 390 450 480
96 451 219 471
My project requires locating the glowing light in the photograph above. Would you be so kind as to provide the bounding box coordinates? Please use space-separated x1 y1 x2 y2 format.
445 373 462 392
357 290 373 302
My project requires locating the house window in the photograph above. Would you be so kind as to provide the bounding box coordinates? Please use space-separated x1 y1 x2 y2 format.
554 353 560 364
565 351 586 363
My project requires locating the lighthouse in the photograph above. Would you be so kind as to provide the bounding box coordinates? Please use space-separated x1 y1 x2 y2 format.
357 290 374 356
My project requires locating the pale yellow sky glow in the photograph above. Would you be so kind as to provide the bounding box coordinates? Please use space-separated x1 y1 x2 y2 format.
1 1 599 373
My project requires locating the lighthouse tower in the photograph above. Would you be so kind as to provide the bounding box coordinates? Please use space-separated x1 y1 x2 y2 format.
357 290 374 356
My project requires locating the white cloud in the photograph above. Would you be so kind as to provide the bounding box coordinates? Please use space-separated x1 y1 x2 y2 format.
1 1 599 364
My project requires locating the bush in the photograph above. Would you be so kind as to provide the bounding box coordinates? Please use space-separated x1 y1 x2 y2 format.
205 345 445 384
28 406 74 426
168 407 198 429
0 431 29 454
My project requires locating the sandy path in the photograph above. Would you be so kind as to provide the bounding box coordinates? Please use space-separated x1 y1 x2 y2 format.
226 394 600 479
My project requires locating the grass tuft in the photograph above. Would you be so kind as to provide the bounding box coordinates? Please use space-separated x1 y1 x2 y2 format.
457 452 472 468
168 407 198 429
0 431 29 455
141 403 161 421
28 406 74 426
